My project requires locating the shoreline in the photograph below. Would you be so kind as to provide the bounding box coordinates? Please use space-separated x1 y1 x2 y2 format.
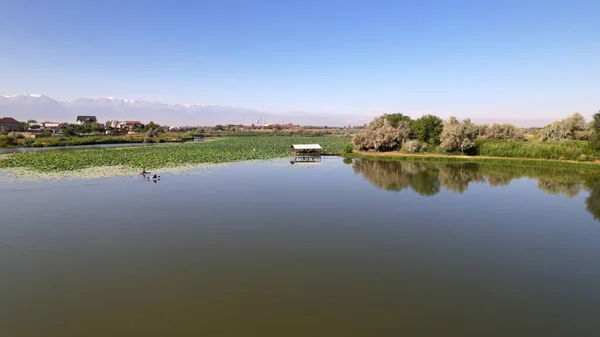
347 150 600 168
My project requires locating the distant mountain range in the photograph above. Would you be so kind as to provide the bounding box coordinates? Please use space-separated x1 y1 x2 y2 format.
0 94 369 126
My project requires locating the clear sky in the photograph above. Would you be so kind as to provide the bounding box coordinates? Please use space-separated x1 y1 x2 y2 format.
0 0 598 121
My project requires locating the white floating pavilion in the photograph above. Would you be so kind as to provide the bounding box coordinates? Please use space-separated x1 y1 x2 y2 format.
290 144 322 156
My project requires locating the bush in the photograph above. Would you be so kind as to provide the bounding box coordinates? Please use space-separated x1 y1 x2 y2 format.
439 117 480 153
401 139 427 153
0 134 19 146
7 132 24 139
539 113 588 141
353 119 399 151
62 126 76 137
590 112 600 150
342 143 354 154
396 121 412 144
40 130 53 138
411 115 443 145
482 123 525 140
353 115 414 151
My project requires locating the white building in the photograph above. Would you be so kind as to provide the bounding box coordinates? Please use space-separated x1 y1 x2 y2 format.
41 122 61 129
107 120 122 128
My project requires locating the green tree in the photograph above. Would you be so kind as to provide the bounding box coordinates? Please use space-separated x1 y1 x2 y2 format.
590 111 600 150
91 122 104 132
144 121 157 132
383 113 412 128
40 130 53 137
62 126 76 137
27 119 37 124
411 114 443 144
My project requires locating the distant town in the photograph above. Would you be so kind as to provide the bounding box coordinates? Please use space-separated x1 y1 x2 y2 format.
0 113 363 148
1 114 364 134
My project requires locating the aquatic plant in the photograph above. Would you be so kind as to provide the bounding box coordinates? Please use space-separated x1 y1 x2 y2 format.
0 136 349 172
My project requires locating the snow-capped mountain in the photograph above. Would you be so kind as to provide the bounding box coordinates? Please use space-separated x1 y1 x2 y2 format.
1 94 72 122
0 94 369 126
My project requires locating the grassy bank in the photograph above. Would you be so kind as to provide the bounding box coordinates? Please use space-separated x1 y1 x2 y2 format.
0 136 349 172
346 151 600 168
475 139 598 161
346 139 600 167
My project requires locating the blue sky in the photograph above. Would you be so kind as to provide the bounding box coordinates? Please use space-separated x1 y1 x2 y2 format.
1 0 598 121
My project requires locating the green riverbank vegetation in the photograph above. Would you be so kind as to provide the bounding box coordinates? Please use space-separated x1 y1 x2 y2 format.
352 112 600 162
0 136 349 172
0 121 353 148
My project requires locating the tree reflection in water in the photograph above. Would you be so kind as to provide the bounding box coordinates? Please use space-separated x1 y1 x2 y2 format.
351 159 600 221
351 161 440 196
585 178 600 221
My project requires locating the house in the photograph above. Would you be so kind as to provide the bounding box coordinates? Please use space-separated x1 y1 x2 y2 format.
107 120 125 128
77 116 97 125
122 121 142 130
0 117 21 131
41 121 61 129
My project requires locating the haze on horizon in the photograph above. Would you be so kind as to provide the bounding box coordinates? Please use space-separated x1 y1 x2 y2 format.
0 0 598 127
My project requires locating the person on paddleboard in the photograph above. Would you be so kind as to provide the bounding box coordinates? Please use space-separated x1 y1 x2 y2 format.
141 167 147 174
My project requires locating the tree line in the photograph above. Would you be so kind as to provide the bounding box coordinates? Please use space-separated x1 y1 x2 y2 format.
353 112 600 154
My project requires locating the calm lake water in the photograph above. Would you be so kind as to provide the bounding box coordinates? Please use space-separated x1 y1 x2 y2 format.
1 157 600 337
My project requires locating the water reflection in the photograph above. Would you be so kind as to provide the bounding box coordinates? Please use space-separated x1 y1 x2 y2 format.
352 159 600 221
585 179 600 221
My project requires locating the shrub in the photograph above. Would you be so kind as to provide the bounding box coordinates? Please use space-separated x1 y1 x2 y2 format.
401 139 427 153
439 117 480 153
144 128 159 143
40 130 53 138
482 123 525 140
411 114 443 145
539 113 587 141
372 121 399 151
396 121 412 144
0 134 18 146
7 132 24 139
353 115 414 151
342 143 354 154
353 119 400 151
62 126 76 137
590 112 600 150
